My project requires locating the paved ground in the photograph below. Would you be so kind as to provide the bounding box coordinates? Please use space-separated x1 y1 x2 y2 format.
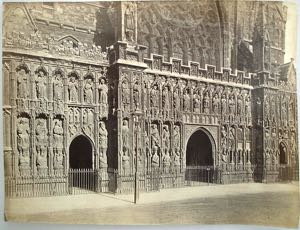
5 183 299 228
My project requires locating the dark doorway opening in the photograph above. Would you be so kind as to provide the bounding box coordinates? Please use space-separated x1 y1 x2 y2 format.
186 130 213 166
279 142 287 165
185 129 214 184
69 135 93 169
69 135 95 193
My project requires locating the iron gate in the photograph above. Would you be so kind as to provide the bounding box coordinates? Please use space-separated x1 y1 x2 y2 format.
149 168 161 191
68 168 96 194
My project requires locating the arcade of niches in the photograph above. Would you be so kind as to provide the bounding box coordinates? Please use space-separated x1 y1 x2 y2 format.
3 1 298 195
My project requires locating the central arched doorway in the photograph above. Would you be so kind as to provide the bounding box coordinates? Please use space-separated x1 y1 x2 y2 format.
69 135 93 169
69 135 94 192
185 129 214 184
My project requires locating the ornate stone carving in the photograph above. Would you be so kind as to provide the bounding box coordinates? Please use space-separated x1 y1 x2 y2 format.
83 78 94 104
98 78 108 117
193 91 200 113
68 74 79 102
203 92 210 114
124 2 136 42
83 108 94 137
150 84 159 116
16 67 30 99
36 118 48 172
122 120 130 157
35 69 47 99
122 80 130 113
162 86 171 118
53 71 64 101
53 119 64 169
17 117 30 172
183 89 190 111
212 93 220 114
133 81 141 111
99 121 108 167
162 125 170 157
173 125 181 153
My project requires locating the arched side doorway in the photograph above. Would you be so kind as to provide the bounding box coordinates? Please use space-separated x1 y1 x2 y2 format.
185 128 215 183
69 135 95 191
69 135 93 169
279 142 287 165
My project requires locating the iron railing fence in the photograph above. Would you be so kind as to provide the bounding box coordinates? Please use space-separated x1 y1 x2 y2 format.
184 166 222 186
5 165 298 198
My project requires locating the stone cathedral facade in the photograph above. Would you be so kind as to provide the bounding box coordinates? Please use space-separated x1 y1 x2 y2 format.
3 1 298 194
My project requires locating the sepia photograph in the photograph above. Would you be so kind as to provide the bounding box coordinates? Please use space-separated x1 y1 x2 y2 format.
1 0 299 229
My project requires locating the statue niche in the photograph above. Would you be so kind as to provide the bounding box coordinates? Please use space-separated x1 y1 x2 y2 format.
122 80 130 113
150 84 160 117
98 78 108 118
17 117 30 173
53 119 64 169
133 81 141 111
83 75 94 104
122 120 130 174
68 73 79 102
162 85 171 118
53 70 64 101
99 121 108 167
151 123 160 168
35 118 48 173
124 2 136 42
35 68 48 100
16 66 30 99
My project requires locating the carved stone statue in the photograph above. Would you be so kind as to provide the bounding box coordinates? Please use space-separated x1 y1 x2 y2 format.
212 93 219 114
36 119 48 171
162 86 171 118
53 120 64 169
17 69 29 98
228 127 235 151
122 120 129 156
162 125 170 157
203 92 210 114
193 92 200 113
236 95 243 116
17 118 30 169
122 81 130 112
124 3 135 42
35 70 47 99
53 73 64 100
173 88 181 111
99 78 108 116
99 121 108 167
221 94 227 116
151 145 159 168
183 89 190 111
151 123 160 148
69 76 78 102
133 82 141 111
173 125 180 153
99 121 108 158
150 85 159 116
84 78 93 104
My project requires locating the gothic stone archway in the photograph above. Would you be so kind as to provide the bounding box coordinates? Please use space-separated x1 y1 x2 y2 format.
69 135 93 169
186 129 214 166
69 135 95 191
185 128 216 183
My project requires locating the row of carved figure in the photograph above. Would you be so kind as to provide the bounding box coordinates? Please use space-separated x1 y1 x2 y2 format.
17 117 64 173
121 78 251 123
16 66 108 106
16 115 109 175
5 31 107 60
121 119 182 174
